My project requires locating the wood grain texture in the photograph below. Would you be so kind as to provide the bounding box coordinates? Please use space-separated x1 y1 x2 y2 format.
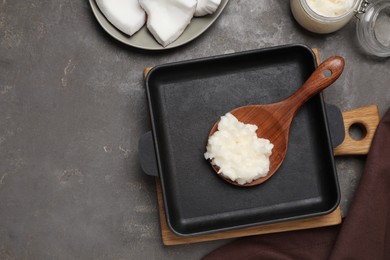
333 105 380 156
311 50 380 156
144 67 152 78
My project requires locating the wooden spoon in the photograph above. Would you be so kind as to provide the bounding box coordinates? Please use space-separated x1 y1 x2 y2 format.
208 56 345 187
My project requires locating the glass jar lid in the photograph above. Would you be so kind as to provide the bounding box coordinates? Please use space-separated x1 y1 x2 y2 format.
356 0 390 57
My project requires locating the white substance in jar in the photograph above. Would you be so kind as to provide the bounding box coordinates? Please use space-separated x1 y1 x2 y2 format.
290 0 360 33
306 0 354 17
204 113 274 185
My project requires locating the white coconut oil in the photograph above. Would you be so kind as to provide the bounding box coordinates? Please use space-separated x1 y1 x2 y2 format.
290 0 362 33
204 113 273 185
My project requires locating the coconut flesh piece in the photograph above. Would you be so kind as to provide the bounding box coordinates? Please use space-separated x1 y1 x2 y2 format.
194 0 222 17
96 0 146 36
139 0 197 47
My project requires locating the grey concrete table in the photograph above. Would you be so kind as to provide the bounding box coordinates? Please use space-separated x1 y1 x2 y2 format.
1 0 389 259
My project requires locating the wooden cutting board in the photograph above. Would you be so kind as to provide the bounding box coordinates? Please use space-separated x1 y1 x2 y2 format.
144 49 380 245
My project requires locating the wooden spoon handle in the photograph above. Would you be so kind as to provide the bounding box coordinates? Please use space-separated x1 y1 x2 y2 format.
285 56 345 112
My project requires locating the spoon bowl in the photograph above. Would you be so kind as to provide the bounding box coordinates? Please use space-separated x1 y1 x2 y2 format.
208 56 345 186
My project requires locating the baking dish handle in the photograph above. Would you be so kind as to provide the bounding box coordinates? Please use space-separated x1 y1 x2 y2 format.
325 103 345 149
331 104 380 156
138 131 159 177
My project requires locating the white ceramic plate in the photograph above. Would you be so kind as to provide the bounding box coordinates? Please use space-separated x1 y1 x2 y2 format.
89 0 230 50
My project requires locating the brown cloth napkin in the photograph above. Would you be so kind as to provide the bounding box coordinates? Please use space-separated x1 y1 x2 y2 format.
204 108 390 260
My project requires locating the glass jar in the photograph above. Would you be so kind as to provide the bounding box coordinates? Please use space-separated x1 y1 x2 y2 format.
357 0 390 57
290 0 363 33
290 0 390 57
